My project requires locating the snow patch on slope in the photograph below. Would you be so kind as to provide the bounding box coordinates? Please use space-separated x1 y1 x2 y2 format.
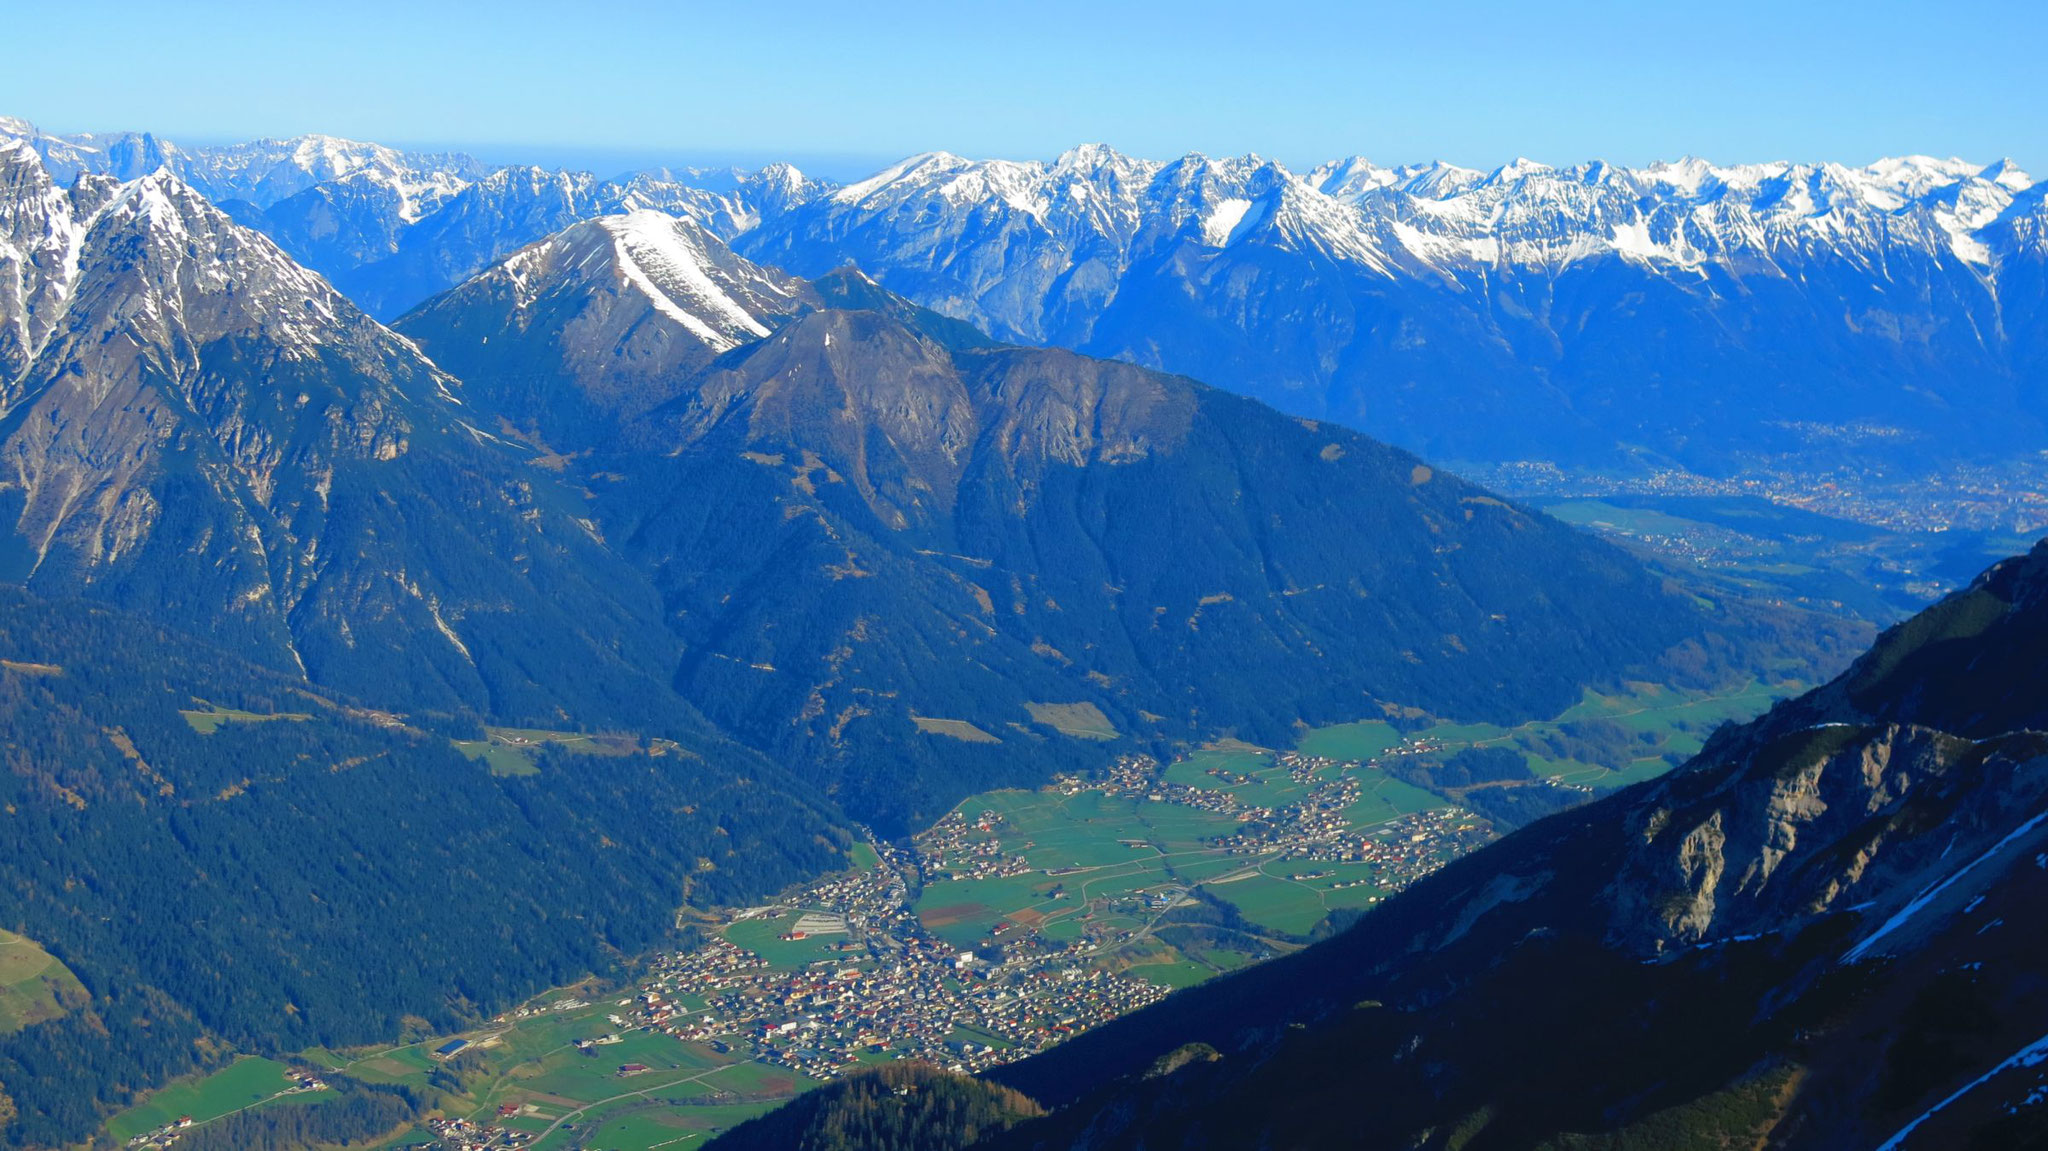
601 210 771 351
1202 198 1253 247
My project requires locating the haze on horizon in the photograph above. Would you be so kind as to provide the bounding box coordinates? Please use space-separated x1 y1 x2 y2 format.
5 0 2045 179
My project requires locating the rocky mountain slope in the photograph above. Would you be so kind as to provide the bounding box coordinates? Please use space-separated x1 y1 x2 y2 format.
0 591 848 1147
396 209 811 447
0 139 684 727
926 540 2048 1149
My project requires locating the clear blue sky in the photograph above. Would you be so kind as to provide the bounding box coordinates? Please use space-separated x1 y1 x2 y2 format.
6 0 2044 178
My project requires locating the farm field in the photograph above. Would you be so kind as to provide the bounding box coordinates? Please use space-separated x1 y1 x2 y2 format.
1294 720 1405 761
547 1100 785 1150
106 1056 303 1140
1363 678 1801 789
0 928 86 1033
452 725 669 776
114 984 817 1151
178 703 311 734
722 915 860 970
1024 700 1120 740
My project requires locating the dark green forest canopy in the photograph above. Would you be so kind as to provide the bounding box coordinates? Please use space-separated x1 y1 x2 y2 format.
0 594 851 1147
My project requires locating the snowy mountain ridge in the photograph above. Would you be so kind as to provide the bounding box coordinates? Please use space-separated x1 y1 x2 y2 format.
15 116 2035 278
0 117 486 219
15 116 2047 467
757 143 2038 274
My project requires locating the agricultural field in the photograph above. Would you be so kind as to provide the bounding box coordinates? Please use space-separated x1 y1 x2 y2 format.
1407 678 1798 788
911 714 1002 743
1293 720 1406 761
722 915 860 971
1339 769 1447 825
113 984 817 1151
0 929 86 1033
452 725 670 776
1024 700 1120 740
106 1056 304 1140
557 1101 784 1150
179 703 311 734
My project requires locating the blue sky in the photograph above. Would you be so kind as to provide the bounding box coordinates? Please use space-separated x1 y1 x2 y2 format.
6 0 2044 178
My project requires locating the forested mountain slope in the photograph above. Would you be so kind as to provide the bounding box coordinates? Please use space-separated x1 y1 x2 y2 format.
0 140 690 729
405 216 1853 830
0 593 849 1147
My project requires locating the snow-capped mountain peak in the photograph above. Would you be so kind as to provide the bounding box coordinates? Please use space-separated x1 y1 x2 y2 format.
600 210 777 350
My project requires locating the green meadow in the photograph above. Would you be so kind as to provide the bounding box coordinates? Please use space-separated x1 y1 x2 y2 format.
0 929 86 1034
107 1056 301 1140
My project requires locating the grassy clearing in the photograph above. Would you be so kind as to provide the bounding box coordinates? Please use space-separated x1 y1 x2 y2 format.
1024 701 1120 740
454 738 539 775
911 715 1002 743
1162 748 1268 786
337 1044 437 1088
520 1032 707 1102
1214 872 1334 936
452 726 653 776
1353 678 1802 792
723 916 861 970
180 705 312 734
1294 720 1404 761
1341 769 1451 826
107 1056 300 1139
0 929 86 1033
540 1099 785 1151
1126 959 1213 989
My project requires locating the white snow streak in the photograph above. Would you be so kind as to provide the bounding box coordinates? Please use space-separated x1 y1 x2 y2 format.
1842 808 2048 963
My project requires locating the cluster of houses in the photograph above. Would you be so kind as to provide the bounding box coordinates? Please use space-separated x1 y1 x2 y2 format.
423 1114 533 1149
406 748 1501 1149
574 838 1171 1083
1052 754 1161 798
122 1116 195 1149
916 810 1037 881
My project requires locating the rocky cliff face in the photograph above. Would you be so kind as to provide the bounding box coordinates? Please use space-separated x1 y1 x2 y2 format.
0 142 681 725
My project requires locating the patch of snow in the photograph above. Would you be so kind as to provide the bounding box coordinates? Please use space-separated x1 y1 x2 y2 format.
1844 809 2048 963
1874 1030 2048 1150
600 210 770 350
1202 198 1253 247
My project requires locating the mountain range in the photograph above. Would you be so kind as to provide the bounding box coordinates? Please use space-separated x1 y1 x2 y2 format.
0 113 1984 1149
0 129 1843 835
9 117 2042 472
